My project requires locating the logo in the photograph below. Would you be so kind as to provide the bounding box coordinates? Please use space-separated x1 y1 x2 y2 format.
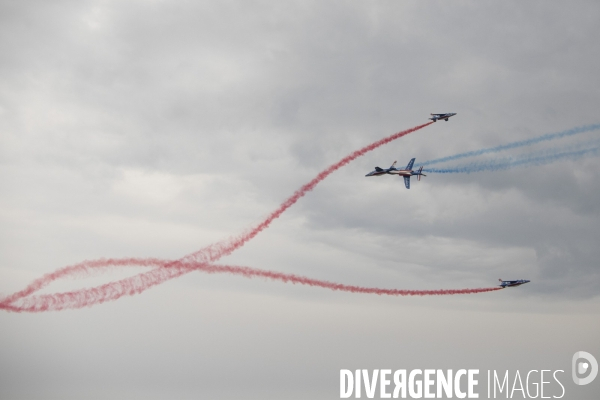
572 351 598 385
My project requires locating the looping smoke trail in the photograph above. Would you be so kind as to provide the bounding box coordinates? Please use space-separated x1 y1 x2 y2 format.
421 123 600 166
4 122 500 313
0 258 502 313
423 143 600 174
0 258 178 312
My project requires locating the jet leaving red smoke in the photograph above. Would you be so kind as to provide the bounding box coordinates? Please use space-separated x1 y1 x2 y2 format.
0 122 502 313
1 258 502 312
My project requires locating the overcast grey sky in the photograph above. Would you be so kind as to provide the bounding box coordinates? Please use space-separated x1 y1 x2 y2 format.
1 1 599 399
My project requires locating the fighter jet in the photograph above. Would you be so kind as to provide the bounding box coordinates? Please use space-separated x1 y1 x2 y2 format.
365 158 426 189
429 113 457 122
498 279 530 288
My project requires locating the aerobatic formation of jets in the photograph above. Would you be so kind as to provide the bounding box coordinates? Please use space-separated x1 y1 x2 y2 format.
364 113 530 289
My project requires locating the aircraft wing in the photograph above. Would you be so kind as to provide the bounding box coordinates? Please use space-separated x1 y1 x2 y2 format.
406 158 415 170
375 167 384 172
404 176 410 189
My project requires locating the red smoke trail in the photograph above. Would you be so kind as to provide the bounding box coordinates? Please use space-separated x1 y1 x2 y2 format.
0 258 177 312
1 258 502 312
0 121 502 313
181 122 434 265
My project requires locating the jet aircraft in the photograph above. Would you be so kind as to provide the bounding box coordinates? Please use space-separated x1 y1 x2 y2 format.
365 158 426 189
498 279 530 288
429 113 457 122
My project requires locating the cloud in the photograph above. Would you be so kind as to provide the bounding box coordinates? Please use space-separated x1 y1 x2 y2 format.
2 1 600 398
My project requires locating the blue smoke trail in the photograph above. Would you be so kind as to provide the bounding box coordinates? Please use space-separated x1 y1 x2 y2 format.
421 124 600 166
423 141 600 174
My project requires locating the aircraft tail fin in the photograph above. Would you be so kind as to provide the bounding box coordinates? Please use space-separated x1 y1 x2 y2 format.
417 166 425 181
390 161 397 169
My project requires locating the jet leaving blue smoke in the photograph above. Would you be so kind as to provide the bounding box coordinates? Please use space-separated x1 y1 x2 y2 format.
421 124 600 167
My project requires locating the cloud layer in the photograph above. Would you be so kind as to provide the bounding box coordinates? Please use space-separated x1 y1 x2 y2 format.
1 1 600 399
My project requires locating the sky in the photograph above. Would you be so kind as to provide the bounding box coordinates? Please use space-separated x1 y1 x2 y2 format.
1 1 599 399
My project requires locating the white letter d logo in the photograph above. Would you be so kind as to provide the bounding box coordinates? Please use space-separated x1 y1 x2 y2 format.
572 351 598 385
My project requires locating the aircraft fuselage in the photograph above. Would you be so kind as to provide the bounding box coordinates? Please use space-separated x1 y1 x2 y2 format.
389 169 413 177
365 169 417 177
